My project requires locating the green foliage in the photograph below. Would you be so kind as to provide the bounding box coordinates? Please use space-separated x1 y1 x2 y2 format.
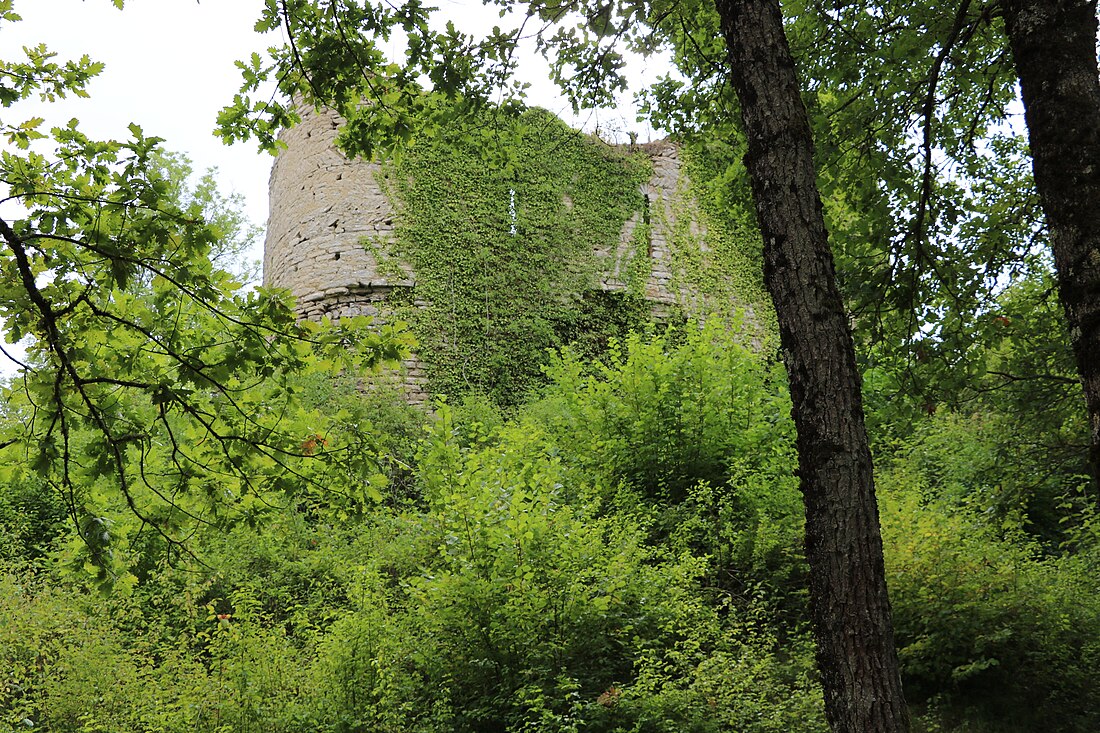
226 3 777 412
638 0 1052 414
10 2 1100 732
527 322 806 608
0 564 320 733
552 290 657 366
532 321 791 500
218 0 531 159
0 6 103 116
671 137 776 345
378 108 654 405
369 109 776 408
292 394 824 733
220 0 675 160
150 151 263 282
0 9 415 578
4 317 1100 732
0 383 818 732
370 412 712 730
790 4 1049 414
0 326 822 733
864 269 1092 547
1 569 146 732
0 472 67 562
0 138 411 576
885 410 1090 547
971 272 1086 449
879 476 1100 732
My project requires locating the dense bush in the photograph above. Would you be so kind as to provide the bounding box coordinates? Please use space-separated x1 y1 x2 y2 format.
525 323 808 611
0 564 323 733
0 470 69 563
880 472 1100 732
298 403 822 732
3 320 1098 732
888 410 1093 547
530 322 794 503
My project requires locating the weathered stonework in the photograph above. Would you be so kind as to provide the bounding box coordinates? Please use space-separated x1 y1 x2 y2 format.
264 107 717 404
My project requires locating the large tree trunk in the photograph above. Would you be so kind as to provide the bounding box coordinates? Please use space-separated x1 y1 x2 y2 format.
1002 0 1100 500
712 1 910 731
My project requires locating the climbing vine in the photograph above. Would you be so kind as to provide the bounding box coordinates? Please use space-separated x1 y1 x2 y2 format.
671 135 778 350
368 109 776 406
376 109 654 405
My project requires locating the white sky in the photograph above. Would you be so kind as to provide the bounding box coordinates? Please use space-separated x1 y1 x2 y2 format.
5 0 275 227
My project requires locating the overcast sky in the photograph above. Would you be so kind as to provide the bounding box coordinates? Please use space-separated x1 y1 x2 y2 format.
7 0 274 226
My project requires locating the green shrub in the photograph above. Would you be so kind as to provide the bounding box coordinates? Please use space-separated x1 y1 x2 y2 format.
1 564 325 733
524 322 808 612
310 407 712 731
880 474 1100 732
300 400 830 733
0 569 147 732
893 410 1091 546
0 470 69 563
12 314 1100 733
532 320 793 504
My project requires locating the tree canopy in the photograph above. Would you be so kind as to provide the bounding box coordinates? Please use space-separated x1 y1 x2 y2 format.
0 0 412 582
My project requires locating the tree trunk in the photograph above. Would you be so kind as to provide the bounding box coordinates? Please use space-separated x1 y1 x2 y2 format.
1002 0 1100 501
712 1 910 731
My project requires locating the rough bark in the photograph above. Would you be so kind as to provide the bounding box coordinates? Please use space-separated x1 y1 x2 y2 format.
712 1 910 731
1002 0 1100 500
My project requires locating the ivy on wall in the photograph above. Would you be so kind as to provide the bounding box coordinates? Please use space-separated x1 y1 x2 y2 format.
673 135 778 351
376 109 655 405
368 108 776 406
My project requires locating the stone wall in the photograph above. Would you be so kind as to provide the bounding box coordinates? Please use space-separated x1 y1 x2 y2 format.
264 108 713 404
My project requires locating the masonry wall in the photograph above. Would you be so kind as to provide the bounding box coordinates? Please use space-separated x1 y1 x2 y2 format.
264 108 711 403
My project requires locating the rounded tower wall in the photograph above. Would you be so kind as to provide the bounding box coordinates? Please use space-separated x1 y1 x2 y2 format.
265 106 413 322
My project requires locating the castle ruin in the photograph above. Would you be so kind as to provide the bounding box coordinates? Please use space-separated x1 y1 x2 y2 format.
264 107 744 404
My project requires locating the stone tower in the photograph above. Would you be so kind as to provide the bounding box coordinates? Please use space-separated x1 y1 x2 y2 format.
264 107 730 404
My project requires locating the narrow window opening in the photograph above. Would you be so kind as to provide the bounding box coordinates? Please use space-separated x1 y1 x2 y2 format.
509 188 517 236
